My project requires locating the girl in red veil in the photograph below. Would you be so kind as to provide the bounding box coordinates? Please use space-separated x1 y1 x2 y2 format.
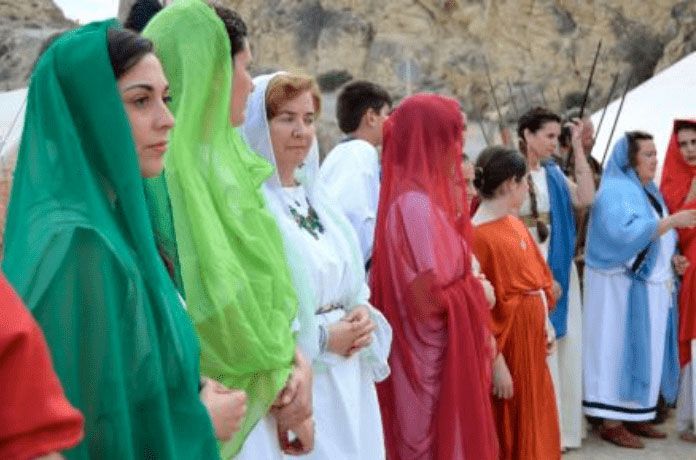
659 119 696 442
369 93 498 459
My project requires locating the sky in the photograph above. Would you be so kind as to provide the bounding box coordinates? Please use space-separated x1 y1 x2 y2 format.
53 0 119 23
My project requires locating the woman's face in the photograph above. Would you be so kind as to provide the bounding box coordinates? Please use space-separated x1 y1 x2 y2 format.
524 121 560 159
117 53 174 178
677 128 696 166
508 174 529 211
269 90 316 178
460 160 477 206
229 40 254 127
634 139 658 184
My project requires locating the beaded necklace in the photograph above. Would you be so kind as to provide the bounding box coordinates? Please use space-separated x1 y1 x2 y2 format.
285 191 325 240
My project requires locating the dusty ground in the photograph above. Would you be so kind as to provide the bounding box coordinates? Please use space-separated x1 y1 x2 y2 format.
565 414 696 459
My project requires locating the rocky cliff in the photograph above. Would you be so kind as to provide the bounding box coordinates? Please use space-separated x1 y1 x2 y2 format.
0 0 75 91
1 1 694 151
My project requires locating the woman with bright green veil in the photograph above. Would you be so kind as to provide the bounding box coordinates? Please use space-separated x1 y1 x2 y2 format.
2 21 226 459
142 0 313 457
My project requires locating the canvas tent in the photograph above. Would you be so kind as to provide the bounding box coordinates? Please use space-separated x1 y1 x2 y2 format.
589 51 696 180
0 87 27 158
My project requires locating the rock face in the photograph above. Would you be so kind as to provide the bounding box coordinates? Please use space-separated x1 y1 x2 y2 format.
0 0 75 91
217 0 694 150
2 1 694 153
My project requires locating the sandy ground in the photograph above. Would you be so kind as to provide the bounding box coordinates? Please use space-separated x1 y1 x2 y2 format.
564 414 696 459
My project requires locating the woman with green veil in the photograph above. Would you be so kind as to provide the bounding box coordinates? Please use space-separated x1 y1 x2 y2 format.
142 0 313 457
1 21 244 458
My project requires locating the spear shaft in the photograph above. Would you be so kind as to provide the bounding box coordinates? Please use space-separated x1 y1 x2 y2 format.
600 73 632 168
579 40 602 119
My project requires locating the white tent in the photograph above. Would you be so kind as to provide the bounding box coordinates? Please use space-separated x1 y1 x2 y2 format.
590 51 696 179
0 88 27 158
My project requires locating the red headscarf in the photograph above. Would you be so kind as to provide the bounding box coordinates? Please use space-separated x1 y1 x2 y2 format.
0 274 84 459
660 119 696 366
370 93 498 459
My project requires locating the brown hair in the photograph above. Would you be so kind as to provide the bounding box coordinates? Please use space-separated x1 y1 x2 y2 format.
265 73 322 119
626 130 653 168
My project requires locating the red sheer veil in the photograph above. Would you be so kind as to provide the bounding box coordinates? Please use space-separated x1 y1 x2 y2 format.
660 119 696 214
659 119 696 366
370 93 497 459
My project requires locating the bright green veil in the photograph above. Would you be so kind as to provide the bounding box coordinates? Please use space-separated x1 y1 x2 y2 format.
2 21 219 459
143 0 297 455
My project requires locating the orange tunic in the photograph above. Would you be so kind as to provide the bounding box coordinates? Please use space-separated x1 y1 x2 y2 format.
473 215 560 460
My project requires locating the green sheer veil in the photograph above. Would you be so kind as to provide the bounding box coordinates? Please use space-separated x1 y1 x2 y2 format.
143 0 297 455
2 20 218 459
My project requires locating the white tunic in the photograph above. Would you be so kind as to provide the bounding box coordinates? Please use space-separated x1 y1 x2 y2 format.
282 185 386 460
582 218 677 421
520 166 584 448
235 186 387 460
318 139 380 265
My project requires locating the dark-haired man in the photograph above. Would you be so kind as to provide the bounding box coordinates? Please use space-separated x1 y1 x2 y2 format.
318 80 392 269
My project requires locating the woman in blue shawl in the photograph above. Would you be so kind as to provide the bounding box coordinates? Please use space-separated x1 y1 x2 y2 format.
517 107 594 450
582 131 696 449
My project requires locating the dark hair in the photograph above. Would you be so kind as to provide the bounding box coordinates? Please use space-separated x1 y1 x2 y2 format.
675 120 696 135
107 28 154 80
626 130 654 168
336 80 392 133
211 4 248 57
474 146 527 199
124 0 162 33
517 106 561 153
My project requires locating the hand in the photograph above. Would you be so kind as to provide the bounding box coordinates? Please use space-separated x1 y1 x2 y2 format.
476 273 496 308
344 306 377 356
278 417 315 455
328 306 376 356
272 350 313 431
670 210 696 229
552 280 563 300
199 377 247 441
673 254 690 276
492 355 514 399
566 118 583 149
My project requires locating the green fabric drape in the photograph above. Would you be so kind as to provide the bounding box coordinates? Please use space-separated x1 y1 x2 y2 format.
143 1 298 455
2 20 219 459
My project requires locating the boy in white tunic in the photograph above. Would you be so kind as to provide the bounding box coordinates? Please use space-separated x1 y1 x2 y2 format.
317 81 391 267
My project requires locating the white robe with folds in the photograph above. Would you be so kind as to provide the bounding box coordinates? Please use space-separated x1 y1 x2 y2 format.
582 217 677 422
237 185 390 460
520 167 584 448
317 139 379 265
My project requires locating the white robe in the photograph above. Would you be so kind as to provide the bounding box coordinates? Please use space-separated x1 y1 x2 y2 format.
235 186 388 460
676 340 696 434
519 167 584 448
582 218 677 422
318 139 379 265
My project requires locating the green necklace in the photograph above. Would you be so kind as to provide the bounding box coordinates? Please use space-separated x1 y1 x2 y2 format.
287 196 325 240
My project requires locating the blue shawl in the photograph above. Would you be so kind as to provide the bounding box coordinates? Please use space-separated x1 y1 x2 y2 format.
585 136 676 406
544 160 576 338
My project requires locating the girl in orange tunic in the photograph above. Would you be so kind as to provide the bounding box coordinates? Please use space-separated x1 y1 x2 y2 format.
472 146 561 460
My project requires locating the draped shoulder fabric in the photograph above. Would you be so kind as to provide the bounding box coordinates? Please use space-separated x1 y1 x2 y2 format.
1 21 219 459
543 160 576 338
370 93 497 460
473 215 560 460
660 119 696 367
142 1 297 455
0 274 84 459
